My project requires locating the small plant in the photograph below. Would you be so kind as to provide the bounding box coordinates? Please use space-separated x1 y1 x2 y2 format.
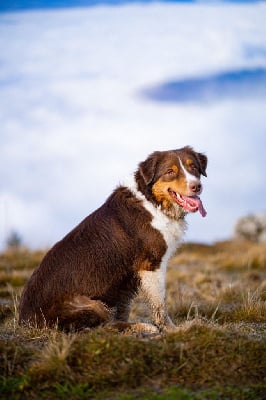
232 289 266 322
31 333 76 377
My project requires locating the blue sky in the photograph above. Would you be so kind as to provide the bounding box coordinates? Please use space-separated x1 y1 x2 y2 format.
0 0 266 249
0 0 264 12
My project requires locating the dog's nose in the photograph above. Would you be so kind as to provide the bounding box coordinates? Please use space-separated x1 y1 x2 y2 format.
189 181 202 194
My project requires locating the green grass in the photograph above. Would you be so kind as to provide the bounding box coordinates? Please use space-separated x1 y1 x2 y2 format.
1 325 265 399
0 241 265 399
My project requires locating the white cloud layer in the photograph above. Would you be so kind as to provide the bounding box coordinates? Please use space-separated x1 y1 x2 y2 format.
0 2 266 249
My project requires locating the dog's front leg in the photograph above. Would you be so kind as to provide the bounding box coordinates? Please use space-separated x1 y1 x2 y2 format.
115 301 131 322
139 269 176 332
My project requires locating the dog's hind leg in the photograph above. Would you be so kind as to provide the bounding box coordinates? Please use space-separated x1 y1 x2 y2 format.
56 295 113 331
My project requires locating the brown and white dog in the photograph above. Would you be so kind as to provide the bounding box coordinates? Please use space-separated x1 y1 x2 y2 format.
19 146 207 332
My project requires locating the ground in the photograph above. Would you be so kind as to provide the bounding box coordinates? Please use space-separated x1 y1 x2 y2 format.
0 240 265 399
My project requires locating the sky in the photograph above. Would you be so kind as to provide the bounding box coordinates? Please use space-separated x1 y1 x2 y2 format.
0 0 266 250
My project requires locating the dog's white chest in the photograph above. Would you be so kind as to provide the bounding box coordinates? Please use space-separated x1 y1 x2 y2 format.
150 207 185 260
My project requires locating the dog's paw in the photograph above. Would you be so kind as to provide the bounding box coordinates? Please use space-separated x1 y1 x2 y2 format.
106 321 160 337
157 317 180 333
161 323 180 333
129 322 161 338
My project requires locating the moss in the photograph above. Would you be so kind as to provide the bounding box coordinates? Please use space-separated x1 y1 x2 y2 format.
23 325 264 394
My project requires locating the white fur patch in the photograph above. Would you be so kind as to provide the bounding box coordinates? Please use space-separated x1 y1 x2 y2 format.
123 174 186 252
179 157 202 192
122 175 186 327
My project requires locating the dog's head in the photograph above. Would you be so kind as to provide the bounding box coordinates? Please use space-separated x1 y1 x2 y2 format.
135 146 207 218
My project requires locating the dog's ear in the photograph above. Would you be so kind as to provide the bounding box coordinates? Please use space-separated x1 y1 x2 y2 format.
138 151 160 185
197 152 208 177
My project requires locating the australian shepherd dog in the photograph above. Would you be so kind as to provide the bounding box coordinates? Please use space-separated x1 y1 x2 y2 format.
19 146 207 333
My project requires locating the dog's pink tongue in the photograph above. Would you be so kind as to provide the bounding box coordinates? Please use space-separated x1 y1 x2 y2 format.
197 198 207 218
185 196 207 217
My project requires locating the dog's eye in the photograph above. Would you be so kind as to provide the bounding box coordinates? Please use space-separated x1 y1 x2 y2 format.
166 169 175 175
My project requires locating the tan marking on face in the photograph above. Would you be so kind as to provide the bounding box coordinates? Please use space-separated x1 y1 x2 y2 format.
184 157 201 178
152 176 189 210
170 178 188 195
171 164 179 173
152 180 171 209
162 164 179 177
185 159 194 167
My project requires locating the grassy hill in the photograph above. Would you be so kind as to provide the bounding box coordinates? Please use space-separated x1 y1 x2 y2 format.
0 240 265 399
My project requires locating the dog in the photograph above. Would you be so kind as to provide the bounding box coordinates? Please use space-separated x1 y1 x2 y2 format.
19 146 207 332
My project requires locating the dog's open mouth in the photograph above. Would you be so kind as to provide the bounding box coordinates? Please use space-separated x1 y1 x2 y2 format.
168 189 207 217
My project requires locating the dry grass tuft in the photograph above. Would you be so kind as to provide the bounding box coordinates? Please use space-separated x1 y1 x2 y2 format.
29 332 77 382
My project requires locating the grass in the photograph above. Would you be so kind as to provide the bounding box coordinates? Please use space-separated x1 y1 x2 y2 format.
0 240 265 399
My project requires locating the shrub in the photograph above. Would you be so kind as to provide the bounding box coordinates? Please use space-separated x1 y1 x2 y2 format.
234 213 266 243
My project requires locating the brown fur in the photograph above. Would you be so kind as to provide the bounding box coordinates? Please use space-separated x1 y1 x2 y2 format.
19 146 207 332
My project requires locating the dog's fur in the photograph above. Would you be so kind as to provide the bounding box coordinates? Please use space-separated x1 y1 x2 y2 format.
19 146 207 332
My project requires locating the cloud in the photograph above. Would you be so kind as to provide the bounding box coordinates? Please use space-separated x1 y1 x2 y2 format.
0 2 266 249
141 68 266 103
